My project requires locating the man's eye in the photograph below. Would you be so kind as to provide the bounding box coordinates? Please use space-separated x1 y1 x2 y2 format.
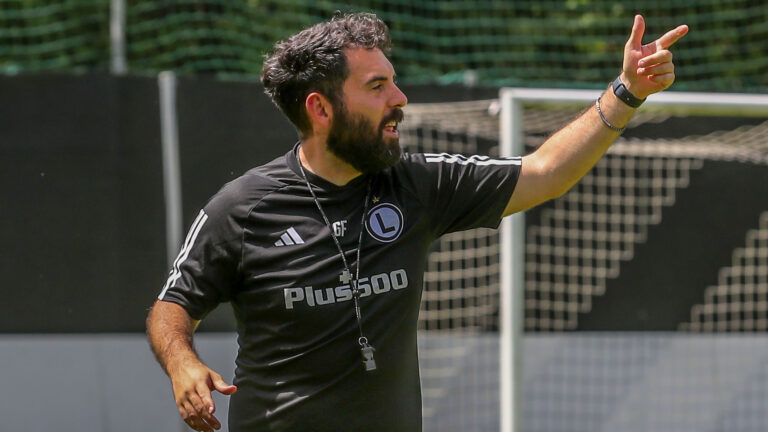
372 84 382 90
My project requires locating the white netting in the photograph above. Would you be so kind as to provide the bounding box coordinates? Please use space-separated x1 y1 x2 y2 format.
526 152 702 330
404 100 768 333
682 211 768 331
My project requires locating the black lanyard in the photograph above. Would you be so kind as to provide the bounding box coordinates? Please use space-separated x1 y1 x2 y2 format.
298 161 378 372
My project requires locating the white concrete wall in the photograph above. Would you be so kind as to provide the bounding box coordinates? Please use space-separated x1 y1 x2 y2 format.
0 333 237 432
3 333 767 432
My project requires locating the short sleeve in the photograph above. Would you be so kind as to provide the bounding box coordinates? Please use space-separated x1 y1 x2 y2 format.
401 153 521 236
157 193 242 320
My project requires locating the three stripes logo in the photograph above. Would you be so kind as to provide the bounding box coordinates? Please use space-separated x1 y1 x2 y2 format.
274 227 305 247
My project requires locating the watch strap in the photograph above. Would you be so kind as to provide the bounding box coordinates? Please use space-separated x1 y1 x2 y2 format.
611 76 645 108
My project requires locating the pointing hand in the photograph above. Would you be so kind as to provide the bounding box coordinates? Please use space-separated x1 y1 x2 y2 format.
621 15 689 99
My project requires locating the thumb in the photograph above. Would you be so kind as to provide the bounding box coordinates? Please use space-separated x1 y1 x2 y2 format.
212 375 238 395
626 14 645 49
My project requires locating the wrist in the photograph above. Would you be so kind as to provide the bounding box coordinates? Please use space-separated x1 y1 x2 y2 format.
595 97 626 133
613 74 646 107
163 340 202 375
596 87 636 133
167 355 205 378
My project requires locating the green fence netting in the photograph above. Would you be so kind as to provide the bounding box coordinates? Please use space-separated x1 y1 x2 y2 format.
1 0 766 92
0 0 109 73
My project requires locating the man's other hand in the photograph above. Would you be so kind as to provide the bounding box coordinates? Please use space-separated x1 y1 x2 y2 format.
170 360 237 431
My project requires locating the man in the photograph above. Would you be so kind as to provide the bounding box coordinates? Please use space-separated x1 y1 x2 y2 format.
147 12 688 432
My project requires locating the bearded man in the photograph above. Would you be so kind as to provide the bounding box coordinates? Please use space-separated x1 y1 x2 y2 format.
146 12 688 432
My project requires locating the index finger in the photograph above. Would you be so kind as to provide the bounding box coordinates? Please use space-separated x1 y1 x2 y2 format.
197 386 221 428
655 25 689 49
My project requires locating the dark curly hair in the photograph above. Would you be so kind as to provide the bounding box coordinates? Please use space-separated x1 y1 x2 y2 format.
261 13 392 137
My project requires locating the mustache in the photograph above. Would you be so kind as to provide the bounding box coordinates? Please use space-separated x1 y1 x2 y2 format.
380 108 404 128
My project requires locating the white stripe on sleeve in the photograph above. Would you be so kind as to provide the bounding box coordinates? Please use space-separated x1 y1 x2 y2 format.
425 153 522 166
158 210 209 300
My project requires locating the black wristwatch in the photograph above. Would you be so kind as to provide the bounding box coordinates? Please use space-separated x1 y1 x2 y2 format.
611 76 645 108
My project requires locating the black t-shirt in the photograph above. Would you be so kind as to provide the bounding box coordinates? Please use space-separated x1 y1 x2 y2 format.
159 144 521 431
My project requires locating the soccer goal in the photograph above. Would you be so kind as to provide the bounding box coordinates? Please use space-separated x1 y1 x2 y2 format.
402 89 768 432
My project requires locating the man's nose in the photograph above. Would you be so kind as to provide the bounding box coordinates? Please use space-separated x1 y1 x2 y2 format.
390 85 408 108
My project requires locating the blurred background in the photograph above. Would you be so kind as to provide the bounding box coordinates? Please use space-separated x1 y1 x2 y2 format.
1 1 767 431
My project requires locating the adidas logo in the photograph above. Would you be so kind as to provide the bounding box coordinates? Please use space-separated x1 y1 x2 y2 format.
274 227 305 247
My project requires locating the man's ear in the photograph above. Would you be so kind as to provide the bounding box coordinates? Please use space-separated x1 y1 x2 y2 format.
305 92 333 131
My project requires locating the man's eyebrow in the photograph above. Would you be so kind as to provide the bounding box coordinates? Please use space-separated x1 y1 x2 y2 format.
363 75 391 86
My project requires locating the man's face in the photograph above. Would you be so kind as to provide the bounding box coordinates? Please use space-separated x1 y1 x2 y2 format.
326 48 408 174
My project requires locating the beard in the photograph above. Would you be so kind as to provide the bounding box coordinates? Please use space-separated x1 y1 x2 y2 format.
326 105 404 174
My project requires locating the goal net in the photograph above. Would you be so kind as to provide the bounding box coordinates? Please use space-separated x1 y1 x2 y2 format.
402 90 768 432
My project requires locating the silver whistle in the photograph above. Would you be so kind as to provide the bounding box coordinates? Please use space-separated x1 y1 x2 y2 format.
361 343 377 371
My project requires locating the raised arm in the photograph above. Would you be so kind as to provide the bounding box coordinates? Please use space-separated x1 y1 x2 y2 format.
147 300 237 432
504 15 689 216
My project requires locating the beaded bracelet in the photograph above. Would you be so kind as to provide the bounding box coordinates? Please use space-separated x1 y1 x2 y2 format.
595 97 626 133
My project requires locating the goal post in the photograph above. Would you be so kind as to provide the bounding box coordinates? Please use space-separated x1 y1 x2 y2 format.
498 88 768 432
